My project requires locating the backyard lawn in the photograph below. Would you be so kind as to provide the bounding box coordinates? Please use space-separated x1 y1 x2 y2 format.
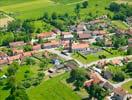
27 73 81 100
112 20 129 30
122 80 132 94
72 49 125 64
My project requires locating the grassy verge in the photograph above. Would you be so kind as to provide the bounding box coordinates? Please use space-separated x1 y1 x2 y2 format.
122 80 132 94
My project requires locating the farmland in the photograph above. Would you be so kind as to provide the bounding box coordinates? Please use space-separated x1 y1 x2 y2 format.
0 0 112 20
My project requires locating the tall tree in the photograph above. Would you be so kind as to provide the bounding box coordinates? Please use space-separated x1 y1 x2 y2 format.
74 4 81 19
82 1 88 8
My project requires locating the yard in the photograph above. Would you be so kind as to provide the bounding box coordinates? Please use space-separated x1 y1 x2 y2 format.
27 73 81 100
0 0 112 20
112 20 129 30
122 80 132 94
72 49 125 64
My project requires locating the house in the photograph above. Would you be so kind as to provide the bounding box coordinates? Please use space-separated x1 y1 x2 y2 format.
128 38 132 47
76 23 87 32
72 43 89 52
92 30 106 36
52 28 61 34
84 71 105 87
9 41 26 48
113 87 128 100
78 33 91 40
12 48 24 55
61 32 73 39
32 44 41 51
42 40 60 49
22 52 32 58
37 32 53 39
0 59 8 65
0 52 8 60
111 59 122 66
7 54 21 64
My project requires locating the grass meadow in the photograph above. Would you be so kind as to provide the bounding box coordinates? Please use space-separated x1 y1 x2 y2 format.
0 0 112 20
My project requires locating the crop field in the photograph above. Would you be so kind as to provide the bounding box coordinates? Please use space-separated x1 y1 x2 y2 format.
0 0 112 20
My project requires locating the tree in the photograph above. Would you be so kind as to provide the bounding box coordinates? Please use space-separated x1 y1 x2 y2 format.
22 21 35 33
6 85 29 100
70 68 87 90
74 4 81 19
7 75 16 88
43 12 49 20
109 2 120 12
126 62 132 72
82 1 88 8
39 59 48 70
7 19 21 32
113 71 125 82
24 45 32 52
127 47 132 55
25 57 35 65
86 84 109 100
51 12 57 20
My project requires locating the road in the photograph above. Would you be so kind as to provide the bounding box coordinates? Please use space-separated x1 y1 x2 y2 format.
45 48 132 68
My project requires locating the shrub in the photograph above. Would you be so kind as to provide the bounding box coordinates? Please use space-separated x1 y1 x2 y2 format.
23 81 31 88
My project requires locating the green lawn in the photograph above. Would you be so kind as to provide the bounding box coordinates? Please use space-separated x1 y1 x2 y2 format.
112 20 129 30
0 0 112 20
122 80 132 94
72 49 125 64
27 73 81 100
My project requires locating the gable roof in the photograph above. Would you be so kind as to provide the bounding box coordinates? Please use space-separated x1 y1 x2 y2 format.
37 32 53 39
79 34 91 39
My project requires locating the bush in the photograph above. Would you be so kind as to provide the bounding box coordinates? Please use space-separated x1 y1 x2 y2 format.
32 79 40 86
23 81 31 88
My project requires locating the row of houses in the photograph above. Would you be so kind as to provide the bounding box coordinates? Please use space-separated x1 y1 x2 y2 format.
0 50 38 65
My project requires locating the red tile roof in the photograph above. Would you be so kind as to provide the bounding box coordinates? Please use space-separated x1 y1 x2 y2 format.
72 43 89 49
114 87 128 96
37 32 53 39
32 44 41 51
9 41 25 47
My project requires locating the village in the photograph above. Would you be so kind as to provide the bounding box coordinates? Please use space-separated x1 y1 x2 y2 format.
0 13 132 100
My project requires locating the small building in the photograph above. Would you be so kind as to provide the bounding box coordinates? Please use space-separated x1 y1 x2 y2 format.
32 44 41 51
0 52 8 60
61 32 73 39
78 34 91 40
7 54 21 64
12 48 24 55
113 87 128 100
0 59 8 65
42 40 60 49
22 52 32 58
37 32 53 39
72 43 89 52
9 41 26 48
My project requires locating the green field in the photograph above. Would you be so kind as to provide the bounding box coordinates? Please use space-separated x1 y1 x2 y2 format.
27 73 81 100
122 80 132 94
0 0 112 20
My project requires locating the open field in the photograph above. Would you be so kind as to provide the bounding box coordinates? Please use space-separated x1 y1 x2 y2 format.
27 73 81 100
115 0 132 5
122 80 132 94
0 0 112 20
